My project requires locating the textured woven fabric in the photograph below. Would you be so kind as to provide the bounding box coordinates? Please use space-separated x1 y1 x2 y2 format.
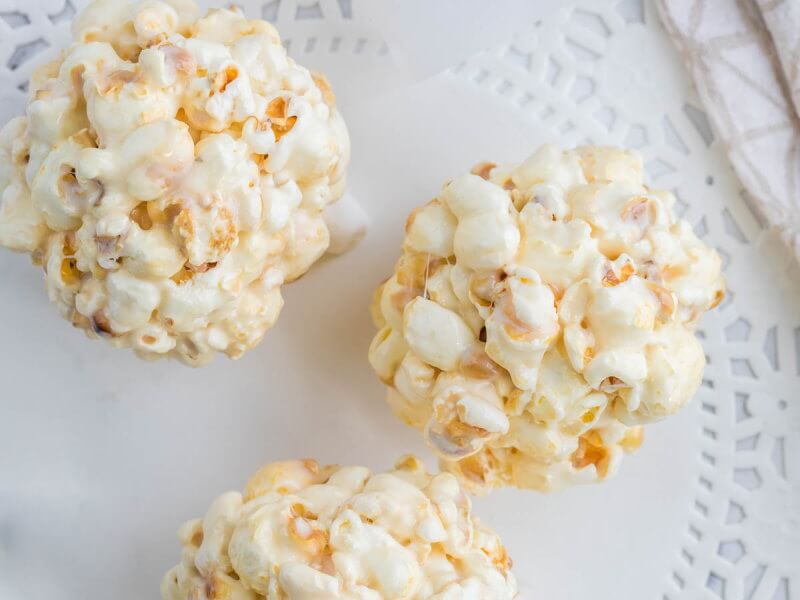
657 0 800 261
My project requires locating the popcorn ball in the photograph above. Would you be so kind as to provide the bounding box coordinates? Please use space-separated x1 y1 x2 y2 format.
161 457 517 599
0 0 350 365
369 145 724 493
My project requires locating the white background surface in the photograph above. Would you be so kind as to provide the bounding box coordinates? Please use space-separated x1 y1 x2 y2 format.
0 1 798 599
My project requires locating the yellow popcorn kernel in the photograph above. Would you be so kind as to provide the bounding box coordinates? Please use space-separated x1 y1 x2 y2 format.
130 202 153 230
570 430 611 478
620 426 645 452
170 264 193 285
60 258 81 285
267 96 297 141
470 161 496 180
710 288 725 309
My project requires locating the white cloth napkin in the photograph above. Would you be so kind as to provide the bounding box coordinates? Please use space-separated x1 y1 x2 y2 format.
657 0 800 260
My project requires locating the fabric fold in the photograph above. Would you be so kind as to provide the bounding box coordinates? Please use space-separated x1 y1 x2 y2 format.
657 0 800 261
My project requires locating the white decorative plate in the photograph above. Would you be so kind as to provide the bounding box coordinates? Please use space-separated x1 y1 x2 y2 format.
0 1 798 599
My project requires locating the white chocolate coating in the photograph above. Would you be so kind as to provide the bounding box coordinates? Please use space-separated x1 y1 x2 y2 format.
369 145 724 493
161 457 517 599
0 0 349 365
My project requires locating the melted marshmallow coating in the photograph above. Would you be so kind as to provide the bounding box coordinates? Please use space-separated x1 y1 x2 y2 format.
161 457 517 599
0 0 349 365
369 145 724 493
